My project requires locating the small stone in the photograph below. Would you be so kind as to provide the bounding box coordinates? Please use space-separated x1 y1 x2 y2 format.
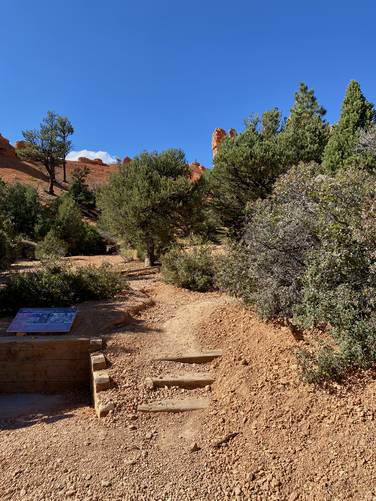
101 480 111 487
271 478 280 488
145 432 153 440
288 492 299 501
129 424 137 431
66 489 76 497
190 442 200 452
85 474 92 481
234 486 242 495
98 401 114 417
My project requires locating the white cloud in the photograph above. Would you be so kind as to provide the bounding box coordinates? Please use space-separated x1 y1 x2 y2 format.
67 149 118 164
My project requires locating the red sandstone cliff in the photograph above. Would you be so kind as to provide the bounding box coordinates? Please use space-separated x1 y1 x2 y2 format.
0 134 16 158
77 157 108 166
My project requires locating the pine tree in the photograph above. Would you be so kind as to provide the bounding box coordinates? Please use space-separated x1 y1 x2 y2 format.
322 81 375 173
97 149 206 266
282 82 329 164
210 109 287 237
17 111 74 194
57 115 74 183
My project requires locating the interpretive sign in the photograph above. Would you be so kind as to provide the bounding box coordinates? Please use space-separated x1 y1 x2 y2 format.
7 307 77 334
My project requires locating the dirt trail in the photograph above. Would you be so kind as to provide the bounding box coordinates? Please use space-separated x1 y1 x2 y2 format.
151 297 228 357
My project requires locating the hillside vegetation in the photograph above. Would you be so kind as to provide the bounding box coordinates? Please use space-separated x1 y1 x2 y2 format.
1 81 376 385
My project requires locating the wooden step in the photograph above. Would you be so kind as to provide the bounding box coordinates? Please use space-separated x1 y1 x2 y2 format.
138 398 209 413
155 350 222 364
145 373 214 389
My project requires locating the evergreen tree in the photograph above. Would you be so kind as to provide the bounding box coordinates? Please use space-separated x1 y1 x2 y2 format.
57 115 74 183
322 81 375 173
98 149 206 266
210 109 287 237
54 195 87 253
282 82 329 164
17 111 74 194
69 166 95 207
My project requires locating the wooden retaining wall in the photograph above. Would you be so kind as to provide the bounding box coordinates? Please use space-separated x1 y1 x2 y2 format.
0 336 102 393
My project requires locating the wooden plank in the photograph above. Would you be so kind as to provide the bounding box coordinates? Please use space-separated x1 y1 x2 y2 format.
146 373 214 389
0 337 102 361
138 398 210 413
155 350 222 364
0 336 102 345
0 360 89 382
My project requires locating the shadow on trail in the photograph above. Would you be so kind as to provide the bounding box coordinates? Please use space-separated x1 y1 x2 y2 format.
108 319 162 336
0 393 89 431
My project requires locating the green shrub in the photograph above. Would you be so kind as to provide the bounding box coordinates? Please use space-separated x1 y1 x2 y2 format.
0 229 12 270
161 245 215 292
0 261 125 315
215 242 254 302
35 230 68 260
0 182 41 238
294 168 376 381
54 195 87 254
81 225 107 255
216 163 322 319
69 166 96 208
217 163 376 382
52 195 106 255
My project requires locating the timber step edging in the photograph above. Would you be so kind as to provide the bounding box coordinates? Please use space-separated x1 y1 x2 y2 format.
90 351 114 418
138 398 210 413
146 373 214 389
155 350 222 364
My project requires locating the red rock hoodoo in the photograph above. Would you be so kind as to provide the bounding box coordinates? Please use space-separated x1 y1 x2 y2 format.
211 128 237 158
0 134 16 158
189 161 206 181
122 156 132 164
15 140 28 150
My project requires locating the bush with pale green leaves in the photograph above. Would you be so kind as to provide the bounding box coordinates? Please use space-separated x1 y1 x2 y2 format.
0 261 125 315
218 163 376 382
161 245 215 292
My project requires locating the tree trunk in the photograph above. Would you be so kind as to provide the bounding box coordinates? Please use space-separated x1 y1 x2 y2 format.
48 175 55 195
144 240 155 267
63 159 67 183
47 164 55 195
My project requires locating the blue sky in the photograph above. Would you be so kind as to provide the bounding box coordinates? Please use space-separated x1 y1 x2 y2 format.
1 1 376 166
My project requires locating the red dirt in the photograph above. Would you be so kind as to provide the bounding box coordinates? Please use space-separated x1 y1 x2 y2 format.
0 155 206 198
0 155 118 197
1 259 376 499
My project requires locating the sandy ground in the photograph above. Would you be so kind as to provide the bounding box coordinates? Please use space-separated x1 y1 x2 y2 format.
1 258 376 500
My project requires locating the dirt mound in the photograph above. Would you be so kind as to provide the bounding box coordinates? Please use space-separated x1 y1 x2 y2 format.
193 302 376 499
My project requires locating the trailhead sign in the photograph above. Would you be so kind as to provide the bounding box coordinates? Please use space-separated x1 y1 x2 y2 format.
7 307 77 334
